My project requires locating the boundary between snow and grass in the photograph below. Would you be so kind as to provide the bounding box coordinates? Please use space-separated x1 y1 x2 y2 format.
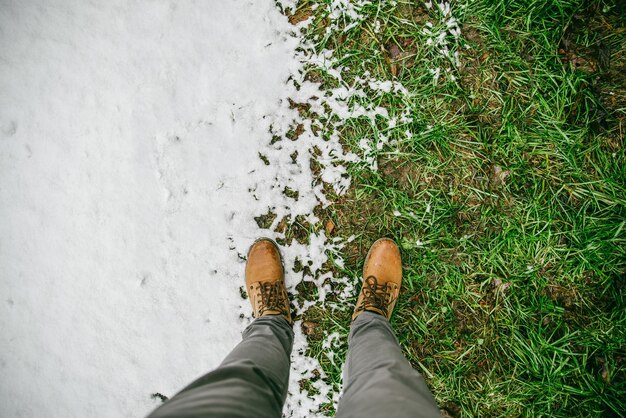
243 0 466 415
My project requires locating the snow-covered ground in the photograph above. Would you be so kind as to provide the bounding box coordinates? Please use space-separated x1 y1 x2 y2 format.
0 1 332 416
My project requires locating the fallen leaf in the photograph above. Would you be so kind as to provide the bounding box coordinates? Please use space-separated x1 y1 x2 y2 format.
387 42 402 59
325 219 336 235
274 218 288 233
492 165 511 187
385 42 402 77
391 63 398 77
288 7 312 25
601 364 610 383
493 277 511 293
301 321 318 335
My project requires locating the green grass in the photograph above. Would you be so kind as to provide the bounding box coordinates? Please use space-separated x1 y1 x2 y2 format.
281 0 625 416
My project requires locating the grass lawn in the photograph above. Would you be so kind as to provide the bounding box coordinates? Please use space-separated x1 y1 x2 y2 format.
277 0 625 416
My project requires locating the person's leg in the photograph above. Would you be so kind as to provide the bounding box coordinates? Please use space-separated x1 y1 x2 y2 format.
148 238 294 418
336 238 440 418
147 315 293 418
335 311 440 418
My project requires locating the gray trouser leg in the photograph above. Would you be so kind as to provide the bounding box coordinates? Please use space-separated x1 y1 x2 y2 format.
335 311 441 418
147 315 293 418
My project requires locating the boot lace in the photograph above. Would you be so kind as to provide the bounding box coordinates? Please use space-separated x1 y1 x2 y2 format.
258 280 290 317
355 276 396 317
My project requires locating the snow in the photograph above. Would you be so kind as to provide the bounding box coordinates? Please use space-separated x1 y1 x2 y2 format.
0 1 329 417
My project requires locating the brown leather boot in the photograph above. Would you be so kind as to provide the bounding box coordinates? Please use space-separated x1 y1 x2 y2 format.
245 238 292 325
352 238 402 321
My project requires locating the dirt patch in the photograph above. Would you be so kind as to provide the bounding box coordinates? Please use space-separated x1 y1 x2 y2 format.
320 188 389 269
560 2 626 144
544 283 577 310
379 157 433 192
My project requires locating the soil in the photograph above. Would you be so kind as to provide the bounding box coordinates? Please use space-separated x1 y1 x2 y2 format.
559 2 626 143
